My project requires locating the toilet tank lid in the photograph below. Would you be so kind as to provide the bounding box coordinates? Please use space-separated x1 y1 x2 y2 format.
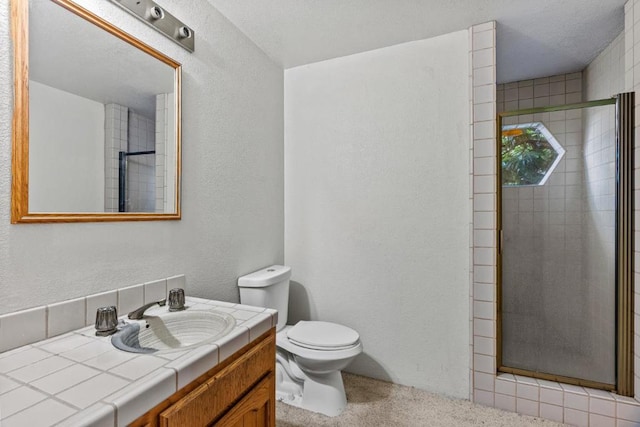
238 265 291 288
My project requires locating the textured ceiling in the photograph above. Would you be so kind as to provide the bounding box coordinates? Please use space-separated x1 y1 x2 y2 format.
207 0 626 83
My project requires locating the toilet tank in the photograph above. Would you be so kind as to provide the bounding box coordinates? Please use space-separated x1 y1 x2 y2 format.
238 265 291 331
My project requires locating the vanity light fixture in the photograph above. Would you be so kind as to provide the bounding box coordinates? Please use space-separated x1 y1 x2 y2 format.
149 5 164 20
109 0 194 52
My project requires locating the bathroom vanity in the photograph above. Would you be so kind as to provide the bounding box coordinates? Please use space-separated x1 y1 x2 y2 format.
131 328 275 426
0 297 277 426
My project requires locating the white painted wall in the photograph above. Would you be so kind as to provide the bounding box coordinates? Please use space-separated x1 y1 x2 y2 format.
284 31 470 397
29 80 105 212
0 0 283 313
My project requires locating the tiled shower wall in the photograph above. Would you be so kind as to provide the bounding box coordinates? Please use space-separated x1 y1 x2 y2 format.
104 103 128 212
497 74 595 383
496 73 582 112
155 94 168 213
470 17 640 426
126 111 156 213
104 105 156 212
469 20 498 406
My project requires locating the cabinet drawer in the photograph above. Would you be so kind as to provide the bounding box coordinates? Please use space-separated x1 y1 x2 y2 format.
159 332 275 427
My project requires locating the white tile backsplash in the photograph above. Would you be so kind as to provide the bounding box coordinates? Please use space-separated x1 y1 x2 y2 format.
47 297 85 338
166 274 186 292
0 307 47 352
144 279 167 303
85 291 118 327
0 275 186 353
117 284 144 317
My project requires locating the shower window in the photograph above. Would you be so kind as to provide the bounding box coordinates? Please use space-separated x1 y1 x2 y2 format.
501 123 565 186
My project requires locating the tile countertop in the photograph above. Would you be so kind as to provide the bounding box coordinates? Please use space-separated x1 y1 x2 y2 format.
0 297 277 427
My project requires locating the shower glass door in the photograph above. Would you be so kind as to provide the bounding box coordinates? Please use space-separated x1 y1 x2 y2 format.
498 95 634 393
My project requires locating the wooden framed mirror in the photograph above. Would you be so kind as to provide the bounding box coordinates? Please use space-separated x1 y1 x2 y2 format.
11 0 182 223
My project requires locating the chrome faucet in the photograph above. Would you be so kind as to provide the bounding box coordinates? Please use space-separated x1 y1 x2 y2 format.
128 299 167 320
168 288 185 311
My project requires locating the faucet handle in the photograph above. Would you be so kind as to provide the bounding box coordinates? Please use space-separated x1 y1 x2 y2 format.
168 288 185 311
95 306 118 336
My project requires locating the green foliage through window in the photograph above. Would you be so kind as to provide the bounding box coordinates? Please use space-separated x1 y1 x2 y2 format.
501 124 562 186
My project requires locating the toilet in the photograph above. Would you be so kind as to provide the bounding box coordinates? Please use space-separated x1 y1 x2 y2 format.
238 265 362 417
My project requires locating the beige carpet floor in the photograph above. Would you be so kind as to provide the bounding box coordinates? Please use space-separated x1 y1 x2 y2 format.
276 373 565 426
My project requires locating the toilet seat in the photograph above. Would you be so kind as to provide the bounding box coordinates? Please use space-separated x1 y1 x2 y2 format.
277 325 362 362
286 321 360 350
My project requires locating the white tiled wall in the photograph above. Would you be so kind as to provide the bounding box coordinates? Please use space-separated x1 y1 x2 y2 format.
470 18 640 425
155 94 168 213
104 105 157 213
127 111 156 213
497 73 583 113
104 103 128 212
469 21 497 405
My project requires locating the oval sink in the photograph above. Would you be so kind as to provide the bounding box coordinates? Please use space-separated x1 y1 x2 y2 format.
112 310 236 354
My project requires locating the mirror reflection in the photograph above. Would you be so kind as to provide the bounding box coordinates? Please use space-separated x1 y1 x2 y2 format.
25 0 179 216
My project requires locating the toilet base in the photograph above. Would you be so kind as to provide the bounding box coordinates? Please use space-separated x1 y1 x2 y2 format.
276 354 348 417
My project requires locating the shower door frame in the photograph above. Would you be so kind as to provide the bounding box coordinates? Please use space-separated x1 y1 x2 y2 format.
496 94 634 396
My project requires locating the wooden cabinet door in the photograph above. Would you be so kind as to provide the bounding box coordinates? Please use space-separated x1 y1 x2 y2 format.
214 373 275 427
159 332 275 427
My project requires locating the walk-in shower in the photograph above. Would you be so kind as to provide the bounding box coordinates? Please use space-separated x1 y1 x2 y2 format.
118 150 156 212
497 94 634 395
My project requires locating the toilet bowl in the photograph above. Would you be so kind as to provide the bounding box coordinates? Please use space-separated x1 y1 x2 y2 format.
238 265 363 417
